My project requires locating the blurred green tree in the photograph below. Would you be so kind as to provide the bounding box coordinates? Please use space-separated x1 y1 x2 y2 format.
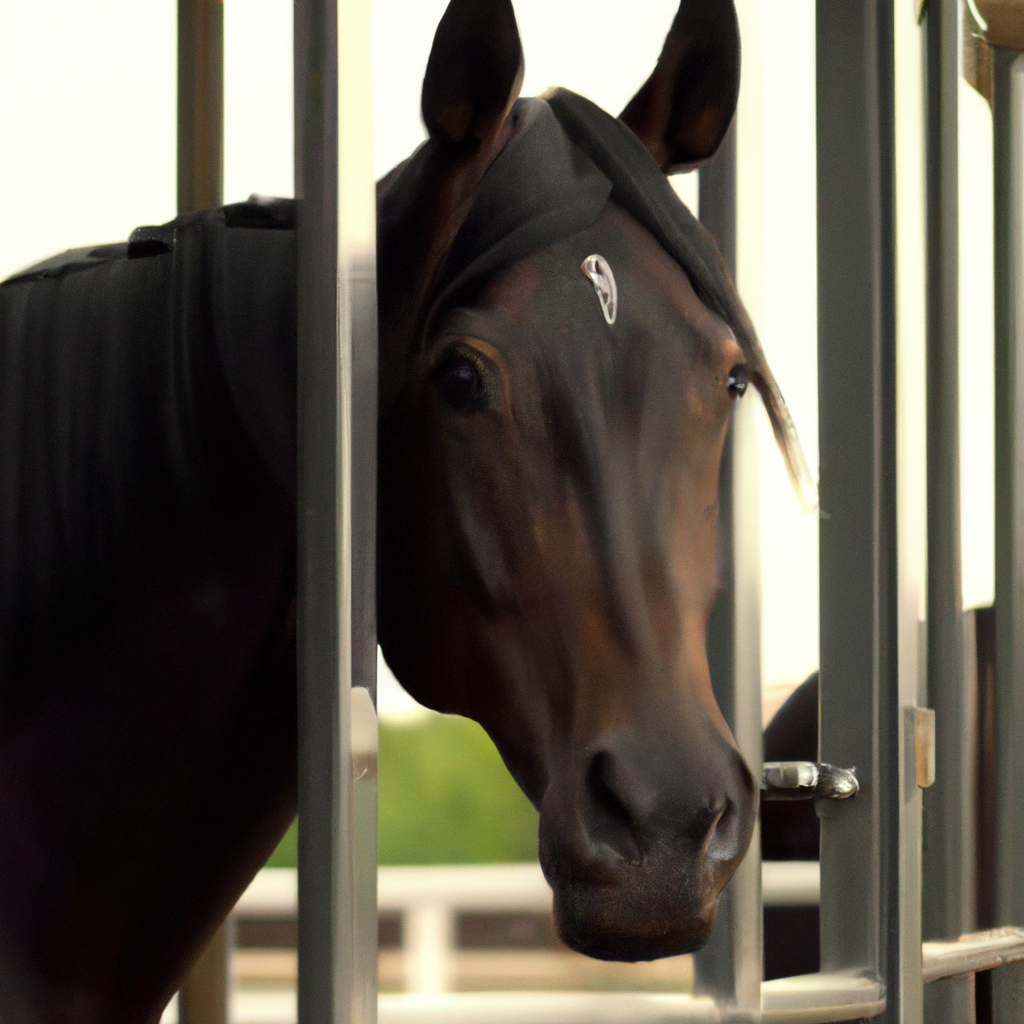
266 713 538 867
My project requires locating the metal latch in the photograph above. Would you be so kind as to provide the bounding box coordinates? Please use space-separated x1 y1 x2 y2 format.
761 761 859 800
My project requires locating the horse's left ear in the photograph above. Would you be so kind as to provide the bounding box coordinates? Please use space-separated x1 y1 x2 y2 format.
619 0 740 173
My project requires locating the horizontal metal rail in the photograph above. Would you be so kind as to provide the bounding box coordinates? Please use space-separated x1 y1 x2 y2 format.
378 992 724 1024
921 926 1024 983
376 973 885 1024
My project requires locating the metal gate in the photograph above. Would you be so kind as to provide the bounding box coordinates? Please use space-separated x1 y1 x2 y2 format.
167 0 1024 1021
175 0 380 1021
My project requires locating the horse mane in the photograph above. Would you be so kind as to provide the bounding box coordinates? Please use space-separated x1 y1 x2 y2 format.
0 237 204 695
0 204 296 703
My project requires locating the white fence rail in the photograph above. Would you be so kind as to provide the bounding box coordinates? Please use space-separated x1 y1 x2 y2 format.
237 861 821 917
235 862 820 996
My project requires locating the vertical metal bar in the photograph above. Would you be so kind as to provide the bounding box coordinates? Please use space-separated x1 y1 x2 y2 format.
294 0 377 1019
177 4 227 1021
695 124 763 1018
922 0 976 1019
816 4 916 1024
923 616 978 1023
177 921 233 1024
177 0 223 214
992 960 1024 1024
992 40 1024 993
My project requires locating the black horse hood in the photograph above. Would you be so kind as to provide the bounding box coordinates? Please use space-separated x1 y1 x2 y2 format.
377 89 813 507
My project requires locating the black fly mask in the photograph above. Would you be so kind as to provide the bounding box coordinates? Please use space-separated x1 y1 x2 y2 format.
377 88 815 509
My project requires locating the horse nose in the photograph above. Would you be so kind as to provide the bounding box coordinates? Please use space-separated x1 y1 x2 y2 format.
581 737 754 869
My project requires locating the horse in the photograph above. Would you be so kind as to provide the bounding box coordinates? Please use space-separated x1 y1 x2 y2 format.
0 0 812 1019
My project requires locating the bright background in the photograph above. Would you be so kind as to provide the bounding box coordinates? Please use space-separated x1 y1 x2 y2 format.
0 0 997 752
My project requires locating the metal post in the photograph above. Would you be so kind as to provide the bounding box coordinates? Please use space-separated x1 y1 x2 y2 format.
992 41 1024 1024
177 921 233 1024
177 0 223 214
922 0 977 1020
816 4 920 1024
177 3 228 1021
695 123 763 1018
294 0 378 1019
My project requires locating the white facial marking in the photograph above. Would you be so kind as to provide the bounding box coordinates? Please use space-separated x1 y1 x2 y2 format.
581 254 617 325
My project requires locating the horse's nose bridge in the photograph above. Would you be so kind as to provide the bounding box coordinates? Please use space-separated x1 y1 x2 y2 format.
555 437 679 661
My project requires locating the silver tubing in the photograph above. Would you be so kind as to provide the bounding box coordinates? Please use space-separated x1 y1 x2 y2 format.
177 921 232 1024
923 925 1024 982
177 0 223 214
294 0 378 1019
921 616 978 1023
695 124 763 1018
993 40 1024 951
177 3 228 1020
992 960 1024 1024
921 3 975 1022
816 3 917 1023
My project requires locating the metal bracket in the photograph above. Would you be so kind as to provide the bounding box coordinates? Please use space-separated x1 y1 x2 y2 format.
761 761 860 801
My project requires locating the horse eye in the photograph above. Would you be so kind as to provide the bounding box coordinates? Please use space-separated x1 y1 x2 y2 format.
432 351 488 412
726 365 748 398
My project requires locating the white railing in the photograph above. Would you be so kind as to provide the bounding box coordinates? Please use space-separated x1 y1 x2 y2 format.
234 862 820 997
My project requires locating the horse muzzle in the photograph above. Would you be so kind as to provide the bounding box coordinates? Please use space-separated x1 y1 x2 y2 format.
536 728 757 961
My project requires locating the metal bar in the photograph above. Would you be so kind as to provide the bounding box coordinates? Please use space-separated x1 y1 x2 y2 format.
816 3 910 1023
176 2 227 1020
760 971 887 1024
373 974 886 1024
377 992 726 1024
294 0 377 1019
177 0 223 213
177 922 232 1024
922 0 973 935
991 960 1024 1024
923 926 1024 982
920 617 979 1022
992 42 1024 1024
761 862 820 908
993 44 1024 929
695 120 763 1017
921 4 975 1023
351 686 379 1020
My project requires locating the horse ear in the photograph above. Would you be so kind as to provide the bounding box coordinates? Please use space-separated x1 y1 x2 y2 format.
421 0 524 147
619 0 740 173
377 0 523 412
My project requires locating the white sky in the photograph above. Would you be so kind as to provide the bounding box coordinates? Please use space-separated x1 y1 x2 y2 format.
0 0 997 718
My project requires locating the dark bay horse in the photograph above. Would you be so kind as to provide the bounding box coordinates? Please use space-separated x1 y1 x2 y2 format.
0 0 812 1019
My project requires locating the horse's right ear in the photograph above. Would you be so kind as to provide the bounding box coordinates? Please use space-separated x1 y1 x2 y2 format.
421 0 524 147
619 0 740 173
377 0 522 411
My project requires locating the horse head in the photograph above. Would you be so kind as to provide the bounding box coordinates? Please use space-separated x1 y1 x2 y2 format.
376 0 813 961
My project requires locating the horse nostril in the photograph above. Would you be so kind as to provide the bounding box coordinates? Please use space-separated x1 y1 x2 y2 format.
587 751 633 826
701 798 741 862
577 745 753 870
584 751 642 862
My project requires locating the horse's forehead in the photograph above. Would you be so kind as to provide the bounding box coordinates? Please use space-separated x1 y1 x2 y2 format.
469 205 722 357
